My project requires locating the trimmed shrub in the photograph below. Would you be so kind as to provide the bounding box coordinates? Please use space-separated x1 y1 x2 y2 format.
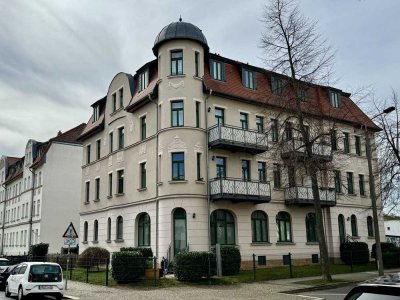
220 246 241 275
120 247 153 258
174 251 216 281
77 247 110 268
340 242 369 265
111 251 146 283
371 242 397 259
382 251 400 268
28 243 49 257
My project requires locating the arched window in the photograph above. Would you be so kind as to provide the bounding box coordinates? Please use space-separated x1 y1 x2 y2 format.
107 217 111 241
116 216 123 240
251 210 268 242
338 214 346 244
276 211 292 242
367 216 374 237
93 220 98 242
305 213 318 242
37 200 40 216
83 221 88 242
173 208 187 255
210 209 235 245
351 214 358 236
138 213 151 246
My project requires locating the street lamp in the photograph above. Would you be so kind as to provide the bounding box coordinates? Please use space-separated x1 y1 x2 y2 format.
365 106 395 276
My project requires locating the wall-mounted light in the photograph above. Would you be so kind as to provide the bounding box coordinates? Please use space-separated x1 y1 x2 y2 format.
192 213 196 219
211 156 215 161
347 217 350 221
208 107 211 112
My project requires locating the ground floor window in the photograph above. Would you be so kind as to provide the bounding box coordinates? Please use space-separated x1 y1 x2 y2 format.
251 210 268 242
210 209 235 245
338 214 346 244
276 211 292 242
138 213 151 246
367 216 374 237
305 213 318 242
173 208 187 255
351 214 358 236
116 216 123 240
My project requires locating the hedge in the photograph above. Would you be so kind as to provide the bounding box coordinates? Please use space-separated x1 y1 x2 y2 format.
28 243 49 257
382 251 400 268
77 247 110 268
340 242 369 265
111 251 146 283
174 251 216 281
371 242 397 259
220 246 241 275
120 247 153 258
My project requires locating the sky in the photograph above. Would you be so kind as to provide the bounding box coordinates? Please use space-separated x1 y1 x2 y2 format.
1 0 399 157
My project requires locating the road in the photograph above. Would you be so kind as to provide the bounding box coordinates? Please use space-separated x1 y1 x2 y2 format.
296 285 355 300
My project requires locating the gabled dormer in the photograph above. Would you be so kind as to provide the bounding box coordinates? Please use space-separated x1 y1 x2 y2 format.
328 88 341 108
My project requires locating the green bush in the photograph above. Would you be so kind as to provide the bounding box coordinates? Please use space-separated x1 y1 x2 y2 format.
77 247 110 268
220 246 241 275
340 242 369 265
111 251 146 283
371 242 397 259
174 251 216 281
120 247 153 258
382 251 400 268
28 243 49 257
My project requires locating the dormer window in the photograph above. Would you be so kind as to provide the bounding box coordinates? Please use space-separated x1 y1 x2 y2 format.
139 69 149 91
171 50 183 75
329 90 341 108
119 88 124 108
210 60 225 81
93 105 100 122
112 93 117 112
297 86 308 101
271 76 285 96
242 69 256 89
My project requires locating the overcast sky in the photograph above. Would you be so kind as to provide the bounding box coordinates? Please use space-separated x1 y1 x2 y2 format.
1 0 399 157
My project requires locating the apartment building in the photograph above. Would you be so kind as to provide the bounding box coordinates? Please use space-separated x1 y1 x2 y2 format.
0 124 85 255
78 20 384 262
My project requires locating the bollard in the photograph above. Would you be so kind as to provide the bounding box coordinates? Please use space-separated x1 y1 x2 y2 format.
350 251 353 272
86 265 89 283
289 253 293 278
252 254 256 281
153 256 157 287
106 258 110 286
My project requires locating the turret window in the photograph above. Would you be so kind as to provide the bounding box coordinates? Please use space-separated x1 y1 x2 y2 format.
171 50 183 75
139 69 149 91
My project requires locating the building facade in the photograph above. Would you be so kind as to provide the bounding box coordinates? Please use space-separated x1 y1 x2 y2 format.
79 20 384 263
0 124 85 255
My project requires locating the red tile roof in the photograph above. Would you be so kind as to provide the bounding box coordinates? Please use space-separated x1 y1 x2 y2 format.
4 157 24 184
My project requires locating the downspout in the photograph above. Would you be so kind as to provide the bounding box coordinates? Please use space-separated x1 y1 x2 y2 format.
1 183 7 255
205 88 213 251
28 167 35 249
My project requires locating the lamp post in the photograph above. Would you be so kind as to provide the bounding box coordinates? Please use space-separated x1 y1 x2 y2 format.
365 106 395 276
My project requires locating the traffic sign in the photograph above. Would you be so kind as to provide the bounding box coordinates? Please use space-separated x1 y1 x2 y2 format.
62 222 79 238
64 238 76 245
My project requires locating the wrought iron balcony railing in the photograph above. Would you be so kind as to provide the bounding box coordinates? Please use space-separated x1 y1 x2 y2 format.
281 139 332 161
209 177 271 203
284 185 336 207
208 124 268 154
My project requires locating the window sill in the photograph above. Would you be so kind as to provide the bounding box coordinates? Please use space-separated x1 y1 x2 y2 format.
107 196 113 200
115 193 125 197
92 240 99 244
137 187 147 192
193 76 203 81
82 241 88 244
360 195 367 198
251 242 272 246
83 201 90 205
347 193 357 197
276 242 296 246
105 240 112 243
195 180 205 184
110 107 124 116
368 236 375 239
114 239 124 243
306 242 319 246
93 199 100 202
157 182 163 186
351 236 361 239
168 74 186 78
169 180 188 184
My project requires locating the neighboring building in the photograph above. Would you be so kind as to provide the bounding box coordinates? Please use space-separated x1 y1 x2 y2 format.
385 218 400 247
78 20 384 263
0 124 85 255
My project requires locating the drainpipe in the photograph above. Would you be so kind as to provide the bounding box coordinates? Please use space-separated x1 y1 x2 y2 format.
28 167 35 249
0 183 7 256
205 88 213 251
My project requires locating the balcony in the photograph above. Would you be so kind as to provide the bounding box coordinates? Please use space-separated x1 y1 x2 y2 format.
281 139 332 162
208 124 268 154
209 177 271 203
284 186 336 207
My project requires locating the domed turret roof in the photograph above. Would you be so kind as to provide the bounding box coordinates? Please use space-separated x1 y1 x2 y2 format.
153 19 208 55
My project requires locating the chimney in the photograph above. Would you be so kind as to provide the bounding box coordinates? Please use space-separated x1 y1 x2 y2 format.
57 130 62 136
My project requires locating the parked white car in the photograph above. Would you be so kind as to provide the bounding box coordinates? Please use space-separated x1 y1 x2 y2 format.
5 262 64 300
0 258 9 272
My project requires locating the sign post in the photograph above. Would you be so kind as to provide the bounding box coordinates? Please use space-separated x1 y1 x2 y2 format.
62 222 78 290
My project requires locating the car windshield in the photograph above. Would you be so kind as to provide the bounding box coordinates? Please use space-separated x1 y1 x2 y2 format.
347 292 400 299
30 264 62 282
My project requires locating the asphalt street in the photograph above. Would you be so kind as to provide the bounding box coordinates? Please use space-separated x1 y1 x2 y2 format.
296 285 355 300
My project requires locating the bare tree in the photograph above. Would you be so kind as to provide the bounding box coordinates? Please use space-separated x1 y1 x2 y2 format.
261 0 335 281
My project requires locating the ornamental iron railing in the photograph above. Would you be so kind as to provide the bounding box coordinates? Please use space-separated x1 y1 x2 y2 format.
284 185 336 207
281 139 332 160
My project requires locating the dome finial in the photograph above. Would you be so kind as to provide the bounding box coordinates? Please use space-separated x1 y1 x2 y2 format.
179 15 182 22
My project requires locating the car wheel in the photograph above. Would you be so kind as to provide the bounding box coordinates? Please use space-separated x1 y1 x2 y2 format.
55 295 63 300
17 287 24 300
5 284 11 297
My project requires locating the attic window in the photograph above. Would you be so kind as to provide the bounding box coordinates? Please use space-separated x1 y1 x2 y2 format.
297 86 308 101
329 90 341 108
93 105 100 122
242 69 256 89
139 69 149 92
210 60 225 81
271 76 285 96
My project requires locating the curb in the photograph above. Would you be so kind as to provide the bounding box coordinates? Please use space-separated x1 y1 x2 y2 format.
282 280 361 294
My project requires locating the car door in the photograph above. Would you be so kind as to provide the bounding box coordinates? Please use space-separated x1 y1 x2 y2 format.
14 264 27 290
8 265 20 293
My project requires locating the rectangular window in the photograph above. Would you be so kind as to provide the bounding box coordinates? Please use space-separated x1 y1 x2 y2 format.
171 100 184 127
329 90 341 108
140 116 146 140
298 86 307 101
359 174 365 196
112 93 117 112
196 153 202 180
140 163 146 189
334 170 341 193
210 60 225 81
118 127 124 149
271 119 278 142
241 160 251 181
194 51 199 77
347 172 354 194
109 132 113 153
216 157 226 178
139 69 149 91
86 145 91 164
172 152 185 181
119 88 124 108
117 170 124 194
273 164 281 188
85 182 90 203
285 122 293 140
96 139 101 160
108 173 112 197
171 50 183 75
95 178 100 200
93 105 100 122
343 132 350 153
271 76 285 96
215 107 225 126
240 112 248 130
258 162 266 183
242 69 256 89
331 130 337 151
256 116 264 133
195 102 200 128
355 136 361 156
